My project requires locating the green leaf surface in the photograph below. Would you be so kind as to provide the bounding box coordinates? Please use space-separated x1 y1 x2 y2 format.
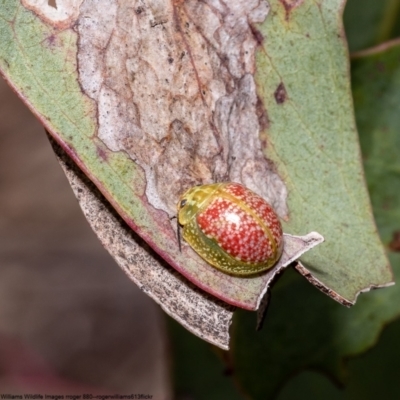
231 38 400 400
256 0 392 303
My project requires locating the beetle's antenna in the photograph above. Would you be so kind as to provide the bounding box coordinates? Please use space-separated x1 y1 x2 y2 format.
177 218 182 252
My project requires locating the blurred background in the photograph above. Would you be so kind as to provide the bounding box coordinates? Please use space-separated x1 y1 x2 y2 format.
1 0 400 399
0 78 170 396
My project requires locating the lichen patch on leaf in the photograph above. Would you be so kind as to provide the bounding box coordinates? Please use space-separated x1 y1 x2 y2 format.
75 0 288 219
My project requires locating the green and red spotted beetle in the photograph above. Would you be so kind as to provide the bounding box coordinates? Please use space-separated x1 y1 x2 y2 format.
177 182 284 275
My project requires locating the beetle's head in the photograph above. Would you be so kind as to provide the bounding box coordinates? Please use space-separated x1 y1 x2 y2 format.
177 184 220 225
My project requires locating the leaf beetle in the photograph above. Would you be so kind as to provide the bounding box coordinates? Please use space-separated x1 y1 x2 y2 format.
177 182 283 275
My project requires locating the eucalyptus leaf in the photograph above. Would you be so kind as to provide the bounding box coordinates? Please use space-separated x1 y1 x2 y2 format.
0 0 320 311
0 0 393 339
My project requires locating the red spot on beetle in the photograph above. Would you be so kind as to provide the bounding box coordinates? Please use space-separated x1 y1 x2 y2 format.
196 183 282 263
224 183 283 246
197 198 273 263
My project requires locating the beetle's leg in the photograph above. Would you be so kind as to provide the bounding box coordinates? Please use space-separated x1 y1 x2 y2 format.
177 218 182 252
